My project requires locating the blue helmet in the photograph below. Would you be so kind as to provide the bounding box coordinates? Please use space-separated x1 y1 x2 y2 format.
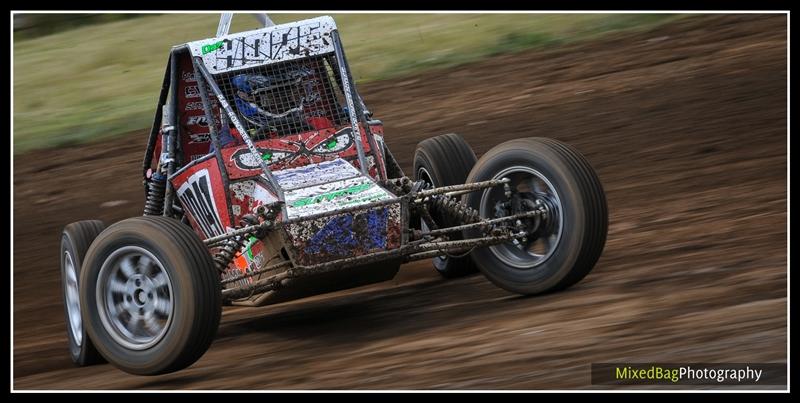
231 67 315 135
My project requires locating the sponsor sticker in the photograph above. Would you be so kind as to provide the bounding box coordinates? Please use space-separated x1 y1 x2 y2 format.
188 133 211 144
176 169 224 237
185 101 204 111
185 86 200 99
201 40 225 55
187 115 210 127
182 71 197 82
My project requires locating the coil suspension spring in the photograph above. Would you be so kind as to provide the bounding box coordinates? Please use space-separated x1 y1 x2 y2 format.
420 180 482 226
143 172 166 216
429 194 482 225
210 211 279 274
213 234 249 273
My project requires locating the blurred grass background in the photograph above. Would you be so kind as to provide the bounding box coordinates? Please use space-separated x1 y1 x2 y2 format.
13 13 681 153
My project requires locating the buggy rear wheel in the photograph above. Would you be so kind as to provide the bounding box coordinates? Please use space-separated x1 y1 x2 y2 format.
413 133 478 278
464 137 607 295
80 216 221 375
60 220 107 366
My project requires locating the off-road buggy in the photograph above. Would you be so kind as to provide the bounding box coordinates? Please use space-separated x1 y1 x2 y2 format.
59 14 608 375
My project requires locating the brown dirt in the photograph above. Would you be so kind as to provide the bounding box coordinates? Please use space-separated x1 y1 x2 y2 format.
13 14 787 389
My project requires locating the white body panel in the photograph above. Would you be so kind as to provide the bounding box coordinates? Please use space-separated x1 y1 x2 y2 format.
271 158 393 219
187 16 337 74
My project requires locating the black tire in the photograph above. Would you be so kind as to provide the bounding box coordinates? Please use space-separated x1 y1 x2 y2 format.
464 137 607 295
60 220 107 366
80 216 221 375
413 133 478 278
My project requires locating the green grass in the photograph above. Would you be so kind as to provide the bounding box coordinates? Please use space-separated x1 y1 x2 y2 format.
13 13 682 153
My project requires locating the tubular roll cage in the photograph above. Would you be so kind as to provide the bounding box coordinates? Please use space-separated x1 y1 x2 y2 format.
143 14 384 222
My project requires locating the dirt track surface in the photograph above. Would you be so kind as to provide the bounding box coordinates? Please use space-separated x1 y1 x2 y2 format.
13 15 787 389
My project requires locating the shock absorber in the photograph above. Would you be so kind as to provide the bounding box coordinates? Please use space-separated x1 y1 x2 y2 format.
213 235 248 273
143 172 167 216
144 104 176 217
210 208 281 274
429 194 482 225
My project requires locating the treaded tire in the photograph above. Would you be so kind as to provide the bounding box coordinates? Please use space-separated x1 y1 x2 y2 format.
413 133 478 278
464 137 607 294
80 216 221 375
60 220 107 366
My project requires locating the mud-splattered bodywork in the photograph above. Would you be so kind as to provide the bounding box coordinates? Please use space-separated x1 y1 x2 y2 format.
277 159 403 266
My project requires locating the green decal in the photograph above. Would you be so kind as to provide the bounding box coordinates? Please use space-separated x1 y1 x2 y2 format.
246 236 258 260
325 139 338 150
261 152 272 161
201 41 224 55
290 182 373 208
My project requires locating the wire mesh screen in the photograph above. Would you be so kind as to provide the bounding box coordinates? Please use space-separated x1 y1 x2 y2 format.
209 54 349 140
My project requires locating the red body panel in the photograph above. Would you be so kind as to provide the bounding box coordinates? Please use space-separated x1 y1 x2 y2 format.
169 156 233 238
221 124 381 179
176 54 220 162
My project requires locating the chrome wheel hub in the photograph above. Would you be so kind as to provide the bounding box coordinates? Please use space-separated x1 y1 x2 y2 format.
96 246 173 350
480 166 564 269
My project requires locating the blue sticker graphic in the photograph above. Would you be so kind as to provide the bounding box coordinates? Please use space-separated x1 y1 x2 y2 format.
304 208 388 256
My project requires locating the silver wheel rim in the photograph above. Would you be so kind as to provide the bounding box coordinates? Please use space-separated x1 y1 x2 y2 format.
417 167 447 262
64 251 82 346
96 246 174 350
480 166 563 269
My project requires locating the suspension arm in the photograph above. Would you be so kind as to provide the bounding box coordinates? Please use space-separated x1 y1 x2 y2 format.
411 209 542 239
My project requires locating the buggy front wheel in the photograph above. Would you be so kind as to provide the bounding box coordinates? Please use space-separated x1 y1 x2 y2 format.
463 137 608 295
80 216 221 375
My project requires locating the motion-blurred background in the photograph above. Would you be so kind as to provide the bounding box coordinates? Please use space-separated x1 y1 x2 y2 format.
13 13 787 389
13 13 679 153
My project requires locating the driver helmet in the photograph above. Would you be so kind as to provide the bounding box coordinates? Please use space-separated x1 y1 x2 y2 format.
231 66 316 135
